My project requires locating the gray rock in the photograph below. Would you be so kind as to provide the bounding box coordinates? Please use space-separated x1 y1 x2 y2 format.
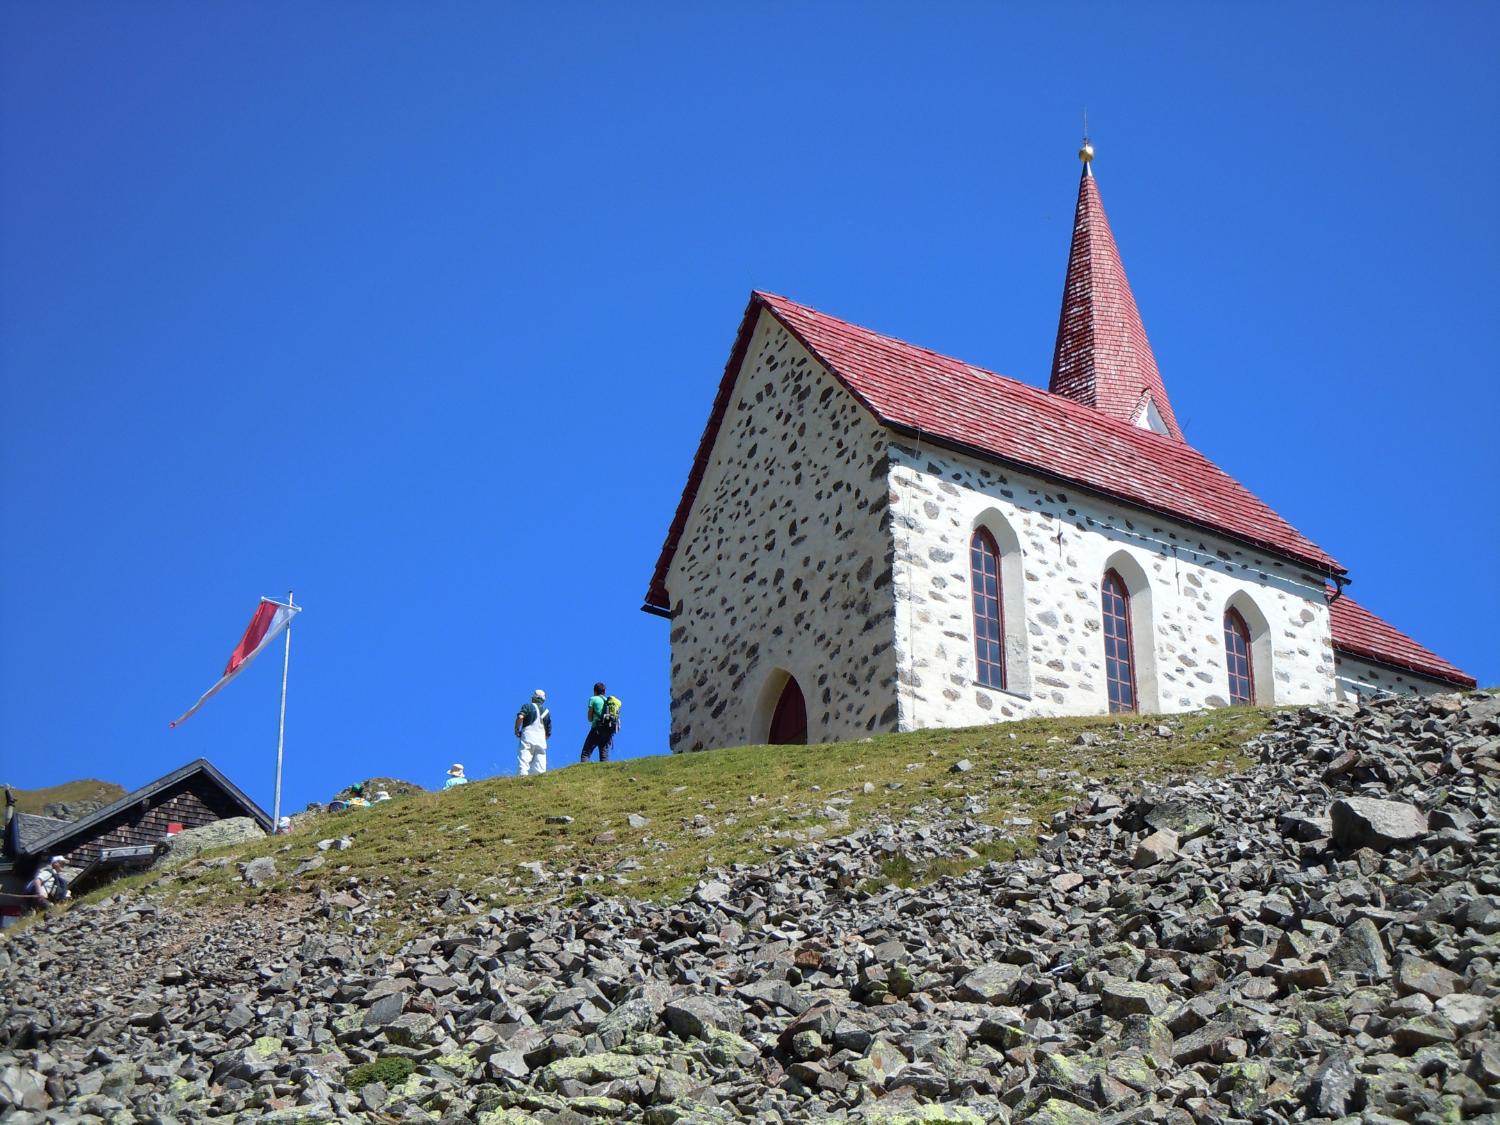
693 879 731 905
737 978 812 1015
1397 954 1461 1000
1308 1050 1358 1117
1330 797 1428 850
1144 798 1215 841
1100 978 1172 1018
955 962 1025 1004
382 1011 436 1046
1328 916 1390 979
1132 826 1178 868
1435 992 1490 1034
0 1066 47 1111
153 817 266 869
662 995 743 1040
241 856 277 887
363 990 404 1027
291 854 325 877
5 689 1498 1125
596 998 659 1048
209 1048 272 1084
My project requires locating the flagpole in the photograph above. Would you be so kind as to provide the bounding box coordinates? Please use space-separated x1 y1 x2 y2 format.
273 589 293 831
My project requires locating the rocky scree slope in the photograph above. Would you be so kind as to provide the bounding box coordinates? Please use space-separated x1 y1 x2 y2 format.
0 693 1497 1124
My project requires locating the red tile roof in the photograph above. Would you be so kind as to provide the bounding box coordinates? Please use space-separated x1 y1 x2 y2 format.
1050 168 1183 440
644 292 1344 613
1329 595 1475 689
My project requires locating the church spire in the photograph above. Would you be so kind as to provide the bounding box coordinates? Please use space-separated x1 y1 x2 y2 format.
1048 140 1183 440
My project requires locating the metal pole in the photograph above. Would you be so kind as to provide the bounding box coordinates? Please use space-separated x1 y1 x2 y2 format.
273 590 293 831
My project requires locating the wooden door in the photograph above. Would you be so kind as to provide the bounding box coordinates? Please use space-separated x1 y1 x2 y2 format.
768 676 808 745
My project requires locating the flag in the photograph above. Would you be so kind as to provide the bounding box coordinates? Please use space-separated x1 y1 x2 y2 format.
171 598 300 727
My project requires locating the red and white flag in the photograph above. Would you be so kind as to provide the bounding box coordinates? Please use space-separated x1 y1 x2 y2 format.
171 598 301 728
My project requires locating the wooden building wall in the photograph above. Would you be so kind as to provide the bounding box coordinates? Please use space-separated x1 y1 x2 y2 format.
50 777 250 874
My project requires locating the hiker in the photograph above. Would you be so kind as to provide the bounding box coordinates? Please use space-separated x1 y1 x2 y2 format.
443 764 468 789
277 816 292 834
346 784 370 809
515 689 551 776
26 857 69 908
580 682 621 763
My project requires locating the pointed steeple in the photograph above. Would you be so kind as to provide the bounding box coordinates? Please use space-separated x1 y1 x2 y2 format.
1048 141 1183 440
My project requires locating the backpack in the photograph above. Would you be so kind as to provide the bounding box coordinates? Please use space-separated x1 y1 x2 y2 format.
38 867 67 903
597 695 622 734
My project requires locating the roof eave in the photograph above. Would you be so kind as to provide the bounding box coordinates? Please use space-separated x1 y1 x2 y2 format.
26 758 272 856
643 293 784 616
881 419 1346 579
644 291 1347 615
1333 642 1476 691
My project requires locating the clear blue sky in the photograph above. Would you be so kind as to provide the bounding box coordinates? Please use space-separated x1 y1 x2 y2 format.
3 3 1496 811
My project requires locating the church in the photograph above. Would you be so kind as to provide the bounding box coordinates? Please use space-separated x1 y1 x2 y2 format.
643 143 1474 753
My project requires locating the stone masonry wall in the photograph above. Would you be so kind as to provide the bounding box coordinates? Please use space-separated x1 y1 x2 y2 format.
888 441 1339 728
665 312 899 751
1334 652 1459 701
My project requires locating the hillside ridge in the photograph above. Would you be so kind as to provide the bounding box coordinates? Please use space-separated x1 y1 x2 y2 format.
4 778 127 822
1 694 1497 1123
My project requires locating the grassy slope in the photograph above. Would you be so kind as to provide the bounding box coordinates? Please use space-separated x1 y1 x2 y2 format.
137 707 1270 934
7 779 126 816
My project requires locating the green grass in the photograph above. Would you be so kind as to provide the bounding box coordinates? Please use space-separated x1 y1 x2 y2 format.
58 706 1271 940
865 836 1031 892
346 1056 415 1091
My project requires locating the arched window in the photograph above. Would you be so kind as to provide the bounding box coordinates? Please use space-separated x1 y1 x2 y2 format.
1101 568 1136 713
1223 608 1254 705
970 528 1005 689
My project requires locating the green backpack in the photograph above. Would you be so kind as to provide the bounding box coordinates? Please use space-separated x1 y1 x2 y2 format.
597 695 622 734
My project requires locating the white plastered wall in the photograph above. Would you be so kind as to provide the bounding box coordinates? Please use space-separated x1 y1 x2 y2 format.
1334 653 1463 701
887 441 1339 728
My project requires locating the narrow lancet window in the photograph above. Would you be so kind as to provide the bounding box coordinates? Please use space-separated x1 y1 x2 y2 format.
1101 569 1136 712
970 528 1005 689
1224 608 1254 705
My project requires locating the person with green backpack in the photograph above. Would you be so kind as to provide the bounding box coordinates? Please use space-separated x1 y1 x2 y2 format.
580 681 621 763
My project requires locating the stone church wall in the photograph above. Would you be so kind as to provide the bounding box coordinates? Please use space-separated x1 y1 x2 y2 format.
1334 653 1458 701
664 312 899 752
887 442 1338 729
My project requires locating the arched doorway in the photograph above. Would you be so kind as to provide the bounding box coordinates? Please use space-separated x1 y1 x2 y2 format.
767 675 808 745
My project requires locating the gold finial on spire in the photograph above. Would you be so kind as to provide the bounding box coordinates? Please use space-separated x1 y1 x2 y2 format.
1079 109 1094 170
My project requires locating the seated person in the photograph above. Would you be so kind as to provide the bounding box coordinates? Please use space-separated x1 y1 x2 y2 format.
26 857 70 908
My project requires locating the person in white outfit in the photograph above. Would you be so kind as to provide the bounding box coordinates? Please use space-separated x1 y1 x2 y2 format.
514 689 551 776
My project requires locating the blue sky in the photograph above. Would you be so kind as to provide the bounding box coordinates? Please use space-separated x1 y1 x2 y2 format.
3 3 1496 812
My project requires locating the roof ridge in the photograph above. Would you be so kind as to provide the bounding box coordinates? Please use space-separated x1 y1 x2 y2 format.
752 290 1009 378
24 757 269 855
757 290 1200 452
644 289 1345 615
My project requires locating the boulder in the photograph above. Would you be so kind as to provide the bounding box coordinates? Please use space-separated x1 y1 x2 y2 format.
954 962 1025 1004
1329 797 1427 850
1132 827 1179 868
662 995 743 1040
241 856 278 887
1327 917 1390 979
153 817 266 869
